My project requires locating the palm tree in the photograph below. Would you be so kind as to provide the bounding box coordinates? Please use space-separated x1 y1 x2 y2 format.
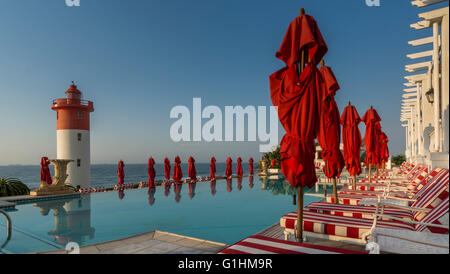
0 177 30 197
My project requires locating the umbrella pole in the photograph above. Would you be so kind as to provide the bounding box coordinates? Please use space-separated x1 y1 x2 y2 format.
297 186 304 243
368 164 372 183
332 176 338 204
353 175 357 190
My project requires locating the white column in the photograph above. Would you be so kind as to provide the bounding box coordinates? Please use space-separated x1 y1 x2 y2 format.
432 22 441 152
416 82 423 156
441 14 449 153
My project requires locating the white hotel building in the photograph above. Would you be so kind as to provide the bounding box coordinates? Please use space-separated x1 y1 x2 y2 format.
402 0 449 169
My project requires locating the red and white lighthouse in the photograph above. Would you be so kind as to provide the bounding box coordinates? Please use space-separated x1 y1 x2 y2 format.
52 82 94 189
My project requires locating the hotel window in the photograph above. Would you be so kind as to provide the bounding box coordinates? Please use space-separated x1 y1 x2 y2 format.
77 133 82 141
78 111 82 120
77 159 81 167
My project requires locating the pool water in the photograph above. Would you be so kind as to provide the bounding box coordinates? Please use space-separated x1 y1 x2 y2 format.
0 177 322 254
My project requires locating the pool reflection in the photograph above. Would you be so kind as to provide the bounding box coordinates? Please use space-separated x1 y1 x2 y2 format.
32 196 95 246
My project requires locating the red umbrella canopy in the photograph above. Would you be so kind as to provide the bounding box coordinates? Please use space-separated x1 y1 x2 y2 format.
164 158 171 181
271 159 276 168
269 14 328 188
188 156 197 180
226 157 233 177
317 66 344 179
340 105 362 176
249 158 254 176
210 157 216 179
236 157 243 176
380 132 390 163
173 156 183 182
362 108 382 167
117 160 125 185
40 157 52 185
148 157 156 188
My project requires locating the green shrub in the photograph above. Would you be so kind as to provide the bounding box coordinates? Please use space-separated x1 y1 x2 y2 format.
391 154 406 165
0 177 30 197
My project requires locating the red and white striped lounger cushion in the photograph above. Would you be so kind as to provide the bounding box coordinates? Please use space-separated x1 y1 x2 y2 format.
327 169 448 205
350 169 437 191
359 165 425 183
416 196 449 234
280 211 414 240
217 235 366 254
306 170 448 220
305 202 414 221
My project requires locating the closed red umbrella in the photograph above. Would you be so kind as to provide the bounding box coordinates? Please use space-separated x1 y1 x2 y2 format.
236 157 243 177
210 157 216 180
317 64 344 204
147 157 156 188
362 107 381 182
117 160 125 186
40 157 52 185
249 158 254 176
164 158 171 182
173 156 183 183
269 9 327 242
341 103 362 188
380 131 389 168
188 156 197 181
226 157 233 178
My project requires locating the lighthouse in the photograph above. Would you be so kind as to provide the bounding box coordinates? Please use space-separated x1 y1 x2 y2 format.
52 82 94 189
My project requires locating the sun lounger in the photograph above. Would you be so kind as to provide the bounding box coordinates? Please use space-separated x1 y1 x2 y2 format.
367 228 449 254
217 235 367 254
326 169 448 205
280 195 449 245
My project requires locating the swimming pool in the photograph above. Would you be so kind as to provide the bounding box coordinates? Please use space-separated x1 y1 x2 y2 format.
0 177 323 254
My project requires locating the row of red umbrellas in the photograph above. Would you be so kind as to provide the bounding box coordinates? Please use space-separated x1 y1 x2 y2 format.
269 8 389 242
116 157 256 187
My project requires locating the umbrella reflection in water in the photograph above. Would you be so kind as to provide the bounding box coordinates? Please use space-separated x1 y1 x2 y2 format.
226 178 233 193
118 189 125 200
148 187 156 206
237 177 243 191
188 182 196 199
164 182 171 197
174 183 182 203
210 180 216 196
249 176 254 189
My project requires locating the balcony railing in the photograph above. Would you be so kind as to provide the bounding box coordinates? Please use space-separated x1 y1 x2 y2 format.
52 99 92 107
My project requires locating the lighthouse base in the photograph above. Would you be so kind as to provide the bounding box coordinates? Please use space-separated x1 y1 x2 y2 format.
31 182 75 197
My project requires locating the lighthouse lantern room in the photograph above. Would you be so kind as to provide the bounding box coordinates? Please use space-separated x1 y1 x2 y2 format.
52 82 94 189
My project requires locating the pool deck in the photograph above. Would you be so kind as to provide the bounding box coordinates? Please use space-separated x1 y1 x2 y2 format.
36 230 228 254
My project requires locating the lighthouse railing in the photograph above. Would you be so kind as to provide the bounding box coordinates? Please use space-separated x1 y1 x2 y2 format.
52 99 92 107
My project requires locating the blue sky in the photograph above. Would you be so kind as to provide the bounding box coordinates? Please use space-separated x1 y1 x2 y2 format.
0 0 445 165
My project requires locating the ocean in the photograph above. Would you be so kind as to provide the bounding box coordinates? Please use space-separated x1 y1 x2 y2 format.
0 163 248 190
